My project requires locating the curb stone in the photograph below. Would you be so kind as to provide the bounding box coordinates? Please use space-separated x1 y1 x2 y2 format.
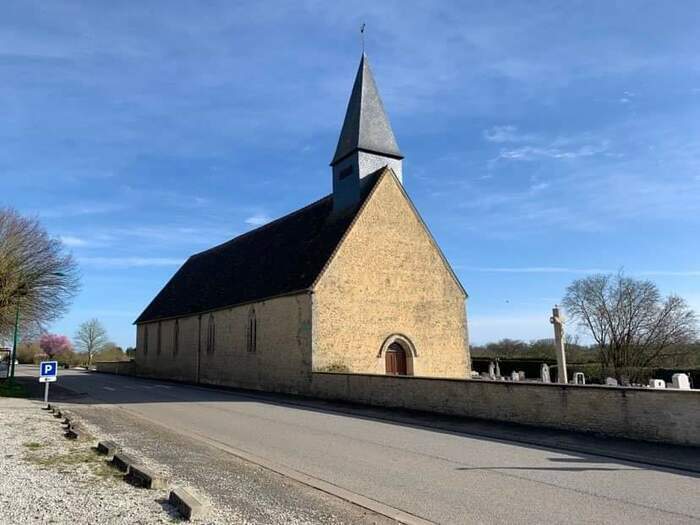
111 452 137 473
65 427 84 440
169 488 209 520
125 464 168 489
96 440 119 457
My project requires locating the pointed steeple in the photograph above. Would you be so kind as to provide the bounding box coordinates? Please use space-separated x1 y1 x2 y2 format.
331 54 404 212
331 54 403 166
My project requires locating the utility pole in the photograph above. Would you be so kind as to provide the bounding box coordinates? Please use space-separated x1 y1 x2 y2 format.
550 306 568 384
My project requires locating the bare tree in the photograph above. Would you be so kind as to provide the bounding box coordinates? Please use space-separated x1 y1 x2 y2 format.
74 319 108 366
563 272 698 381
0 208 80 340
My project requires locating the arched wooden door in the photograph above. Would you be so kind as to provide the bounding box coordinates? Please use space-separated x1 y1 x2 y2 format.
385 342 407 375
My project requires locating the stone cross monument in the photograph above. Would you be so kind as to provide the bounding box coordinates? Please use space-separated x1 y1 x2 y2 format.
550 306 568 384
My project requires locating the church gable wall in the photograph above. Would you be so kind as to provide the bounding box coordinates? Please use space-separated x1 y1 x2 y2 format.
135 293 313 393
312 171 470 378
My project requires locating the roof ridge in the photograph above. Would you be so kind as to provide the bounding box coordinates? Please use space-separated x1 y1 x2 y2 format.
192 193 334 258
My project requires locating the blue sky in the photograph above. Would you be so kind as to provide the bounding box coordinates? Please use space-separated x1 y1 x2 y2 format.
3 1 700 347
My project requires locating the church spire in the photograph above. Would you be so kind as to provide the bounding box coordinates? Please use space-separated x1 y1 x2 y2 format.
331 54 403 166
331 54 403 212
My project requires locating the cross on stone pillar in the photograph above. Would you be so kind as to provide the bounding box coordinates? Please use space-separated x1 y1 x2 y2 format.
550 306 568 384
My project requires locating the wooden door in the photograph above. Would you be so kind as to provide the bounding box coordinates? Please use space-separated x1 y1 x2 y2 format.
386 343 407 375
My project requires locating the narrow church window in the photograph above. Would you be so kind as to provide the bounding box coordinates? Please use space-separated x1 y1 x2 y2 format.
173 319 179 356
143 325 149 355
247 308 257 353
339 165 353 180
207 314 216 354
156 321 162 355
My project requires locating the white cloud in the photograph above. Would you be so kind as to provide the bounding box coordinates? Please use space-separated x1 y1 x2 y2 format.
529 181 549 192
483 125 536 143
78 257 183 268
498 143 608 161
245 214 272 227
60 235 88 247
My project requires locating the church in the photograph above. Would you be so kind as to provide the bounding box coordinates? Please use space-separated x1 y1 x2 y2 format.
134 54 470 393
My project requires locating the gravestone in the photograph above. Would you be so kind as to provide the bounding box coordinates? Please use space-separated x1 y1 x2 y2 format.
648 379 666 389
605 377 619 386
540 363 551 383
511 371 520 381
488 361 496 380
672 373 691 390
572 372 586 385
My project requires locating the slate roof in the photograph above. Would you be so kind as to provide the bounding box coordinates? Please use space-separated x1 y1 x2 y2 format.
135 171 382 324
331 53 403 165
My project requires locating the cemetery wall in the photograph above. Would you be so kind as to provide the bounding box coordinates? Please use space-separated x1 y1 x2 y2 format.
311 372 700 446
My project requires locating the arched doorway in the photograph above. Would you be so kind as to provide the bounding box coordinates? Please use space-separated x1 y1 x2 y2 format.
385 342 408 375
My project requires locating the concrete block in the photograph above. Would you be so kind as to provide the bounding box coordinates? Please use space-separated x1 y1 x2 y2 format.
125 464 168 489
169 488 209 520
96 440 119 457
111 452 137 473
65 427 84 440
65 423 89 439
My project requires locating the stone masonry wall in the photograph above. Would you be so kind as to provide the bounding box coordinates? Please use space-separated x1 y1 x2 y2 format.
313 171 470 378
311 372 700 446
134 293 313 393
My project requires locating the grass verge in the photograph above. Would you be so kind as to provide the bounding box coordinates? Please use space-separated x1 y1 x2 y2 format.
0 379 28 398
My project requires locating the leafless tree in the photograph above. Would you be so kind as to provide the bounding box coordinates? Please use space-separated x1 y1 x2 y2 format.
563 272 698 381
74 318 109 366
0 208 80 340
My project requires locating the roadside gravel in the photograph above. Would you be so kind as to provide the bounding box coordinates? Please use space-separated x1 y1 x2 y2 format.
0 397 226 524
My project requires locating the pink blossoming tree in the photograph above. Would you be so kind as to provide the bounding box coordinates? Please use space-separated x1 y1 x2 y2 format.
39 333 72 359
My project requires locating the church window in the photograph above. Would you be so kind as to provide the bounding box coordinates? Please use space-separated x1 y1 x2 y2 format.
207 314 216 354
156 321 162 355
339 165 353 180
173 319 179 356
247 308 257 353
143 325 149 355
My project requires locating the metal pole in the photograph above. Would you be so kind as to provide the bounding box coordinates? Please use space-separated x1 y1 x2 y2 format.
44 381 50 406
9 300 20 380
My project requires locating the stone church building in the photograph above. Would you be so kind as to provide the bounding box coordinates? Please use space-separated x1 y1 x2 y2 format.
135 54 470 393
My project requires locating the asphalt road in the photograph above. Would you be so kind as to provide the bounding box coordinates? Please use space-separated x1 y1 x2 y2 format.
19 367 700 524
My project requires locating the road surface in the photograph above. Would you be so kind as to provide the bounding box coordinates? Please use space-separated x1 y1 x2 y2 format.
18 367 700 524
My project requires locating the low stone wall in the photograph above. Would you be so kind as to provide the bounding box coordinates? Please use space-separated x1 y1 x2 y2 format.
94 360 137 376
310 372 700 447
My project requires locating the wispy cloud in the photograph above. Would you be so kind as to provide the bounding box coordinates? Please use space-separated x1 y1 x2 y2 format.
497 143 608 161
59 235 88 247
245 214 273 227
37 202 126 218
483 125 537 143
78 257 184 268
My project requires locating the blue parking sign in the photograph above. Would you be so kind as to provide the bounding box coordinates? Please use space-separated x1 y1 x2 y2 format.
40 361 58 378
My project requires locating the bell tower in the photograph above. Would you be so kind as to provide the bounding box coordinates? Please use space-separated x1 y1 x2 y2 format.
331 54 403 212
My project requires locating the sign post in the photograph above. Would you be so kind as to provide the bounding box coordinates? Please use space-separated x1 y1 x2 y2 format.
39 361 58 407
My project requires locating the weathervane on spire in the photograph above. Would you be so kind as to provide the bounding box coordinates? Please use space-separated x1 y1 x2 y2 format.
360 23 366 53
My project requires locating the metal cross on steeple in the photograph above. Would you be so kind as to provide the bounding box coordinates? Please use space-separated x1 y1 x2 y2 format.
360 23 366 53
